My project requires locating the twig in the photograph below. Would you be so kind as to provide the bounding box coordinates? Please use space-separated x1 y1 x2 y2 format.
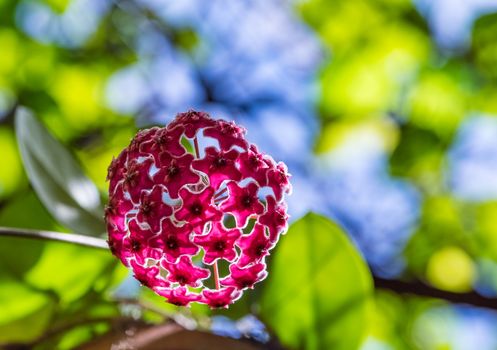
2 226 497 310
0 227 108 249
374 275 497 310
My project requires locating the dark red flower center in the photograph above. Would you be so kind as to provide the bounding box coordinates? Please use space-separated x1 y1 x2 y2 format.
238 278 253 289
165 237 178 250
214 156 227 168
154 133 169 147
220 123 237 135
140 201 153 216
131 240 141 252
241 194 254 208
211 300 227 308
168 165 180 178
255 244 266 256
189 203 203 216
214 240 226 251
249 155 262 168
176 274 188 285
277 211 286 223
124 170 138 188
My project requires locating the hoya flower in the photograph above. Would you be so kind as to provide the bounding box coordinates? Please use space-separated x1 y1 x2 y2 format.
106 110 291 308
237 223 275 267
221 263 268 289
202 287 242 309
220 182 265 227
194 221 241 264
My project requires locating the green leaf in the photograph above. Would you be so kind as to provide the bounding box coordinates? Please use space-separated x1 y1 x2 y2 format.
24 242 116 304
0 192 59 276
15 107 105 236
259 213 373 350
0 275 56 343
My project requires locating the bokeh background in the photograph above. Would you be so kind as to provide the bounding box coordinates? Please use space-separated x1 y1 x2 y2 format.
2 0 497 349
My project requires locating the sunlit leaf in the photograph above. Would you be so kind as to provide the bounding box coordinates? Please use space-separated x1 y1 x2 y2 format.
0 192 60 276
404 196 475 277
315 118 399 154
0 274 56 343
15 107 105 236
49 65 106 131
260 213 373 350
474 202 497 261
426 246 475 292
0 28 21 76
0 126 24 199
404 69 468 139
25 242 115 304
44 0 70 13
472 12 497 80
389 124 445 189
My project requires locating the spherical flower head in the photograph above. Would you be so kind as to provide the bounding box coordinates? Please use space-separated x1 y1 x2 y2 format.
105 109 291 308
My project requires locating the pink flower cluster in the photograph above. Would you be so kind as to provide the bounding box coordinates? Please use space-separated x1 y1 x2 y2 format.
105 110 291 308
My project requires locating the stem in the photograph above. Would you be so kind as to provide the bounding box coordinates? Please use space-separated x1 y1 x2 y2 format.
0 227 108 249
3 227 497 310
213 262 220 290
193 137 200 158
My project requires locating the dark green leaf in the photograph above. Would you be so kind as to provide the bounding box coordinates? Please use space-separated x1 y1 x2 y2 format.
15 107 105 236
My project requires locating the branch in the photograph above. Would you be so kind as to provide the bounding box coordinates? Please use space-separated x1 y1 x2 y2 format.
2 226 497 310
374 275 497 310
0 227 108 249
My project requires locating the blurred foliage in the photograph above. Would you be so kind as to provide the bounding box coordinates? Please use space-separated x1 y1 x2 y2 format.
0 0 497 348
300 0 497 292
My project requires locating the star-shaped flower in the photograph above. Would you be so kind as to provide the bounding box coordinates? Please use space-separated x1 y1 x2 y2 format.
237 223 275 267
221 262 268 290
122 158 155 202
122 220 162 265
237 144 270 187
259 195 289 243
193 221 241 264
175 187 222 232
204 120 248 150
149 219 198 263
136 186 173 232
107 149 128 193
161 256 210 287
155 286 201 306
154 152 200 198
266 162 292 201
129 259 170 289
139 125 186 161
169 110 217 138
220 182 264 227
192 147 241 190
202 287 242 309
105 183 134 232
